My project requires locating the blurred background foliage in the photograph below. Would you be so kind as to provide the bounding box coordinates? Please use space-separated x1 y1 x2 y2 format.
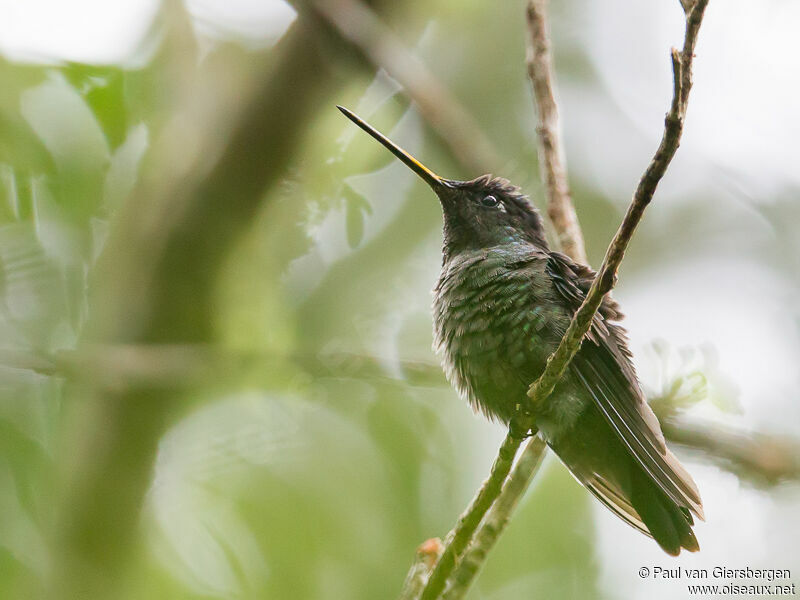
0 0 798 599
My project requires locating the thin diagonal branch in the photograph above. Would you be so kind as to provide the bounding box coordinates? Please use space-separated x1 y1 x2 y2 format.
526 0 709 409
525 0 586 264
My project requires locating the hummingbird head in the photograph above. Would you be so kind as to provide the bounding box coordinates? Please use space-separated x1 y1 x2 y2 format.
337 106 549 259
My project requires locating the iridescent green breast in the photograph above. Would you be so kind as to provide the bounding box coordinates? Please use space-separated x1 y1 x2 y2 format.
432 245 567 423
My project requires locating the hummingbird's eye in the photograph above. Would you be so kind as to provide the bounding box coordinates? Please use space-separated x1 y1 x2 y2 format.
481 195 499 207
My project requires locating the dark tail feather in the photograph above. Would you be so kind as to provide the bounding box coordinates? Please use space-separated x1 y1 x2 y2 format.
630 470 700 556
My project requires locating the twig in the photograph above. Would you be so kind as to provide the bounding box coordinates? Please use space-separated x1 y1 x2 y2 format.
313 0 503 174
526 0 709 408
525 0 587 264
417 432 523 600
442 437 547 600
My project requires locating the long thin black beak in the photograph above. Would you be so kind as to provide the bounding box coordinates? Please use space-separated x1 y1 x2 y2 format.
337 105 449 191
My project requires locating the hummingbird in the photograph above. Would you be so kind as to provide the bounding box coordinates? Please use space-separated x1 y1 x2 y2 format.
338 105 703 555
